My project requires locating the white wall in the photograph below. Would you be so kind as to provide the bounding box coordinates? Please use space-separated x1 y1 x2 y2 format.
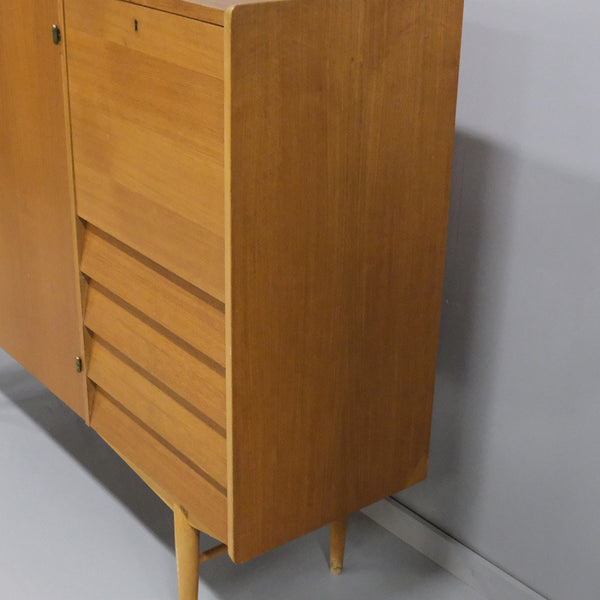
395 2 600 600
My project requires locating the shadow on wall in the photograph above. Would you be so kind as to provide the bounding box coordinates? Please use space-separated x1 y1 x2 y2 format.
394 128 524 524
437 131 518 385
400 130 522 526
395 125 600 598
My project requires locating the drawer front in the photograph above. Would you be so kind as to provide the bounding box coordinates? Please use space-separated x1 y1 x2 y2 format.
92 389 227 542
85 278 227 528
81 226 226 368
66 0 225 300
85 281 226 430
88 338 227 490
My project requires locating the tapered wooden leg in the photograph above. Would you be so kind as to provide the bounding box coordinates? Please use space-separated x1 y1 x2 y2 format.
174 506 199 600
329 518 348 575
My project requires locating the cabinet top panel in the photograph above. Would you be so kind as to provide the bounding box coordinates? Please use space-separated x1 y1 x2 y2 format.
121 0 284 26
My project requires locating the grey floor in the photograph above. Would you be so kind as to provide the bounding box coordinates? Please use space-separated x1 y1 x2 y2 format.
0 349 485 600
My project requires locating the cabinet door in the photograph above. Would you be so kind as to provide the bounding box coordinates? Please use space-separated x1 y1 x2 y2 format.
0 0 87 417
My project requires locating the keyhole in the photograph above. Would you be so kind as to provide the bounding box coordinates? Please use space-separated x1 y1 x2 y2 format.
134 19 139 32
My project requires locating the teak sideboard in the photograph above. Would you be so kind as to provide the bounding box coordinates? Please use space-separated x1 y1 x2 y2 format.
0 0 463 597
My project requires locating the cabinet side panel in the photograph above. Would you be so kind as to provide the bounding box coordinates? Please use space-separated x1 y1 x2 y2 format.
227 0 464 562
0 0 87 416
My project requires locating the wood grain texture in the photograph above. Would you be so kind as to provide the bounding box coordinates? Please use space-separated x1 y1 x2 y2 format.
81 226 226 366
66 0 225 300
85 283 226 429
107 437 226 538
0 0 87 417
226 0 464 561
88 338 227 489
92 389 227 541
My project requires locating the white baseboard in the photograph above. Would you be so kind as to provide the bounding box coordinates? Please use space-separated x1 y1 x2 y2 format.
362 498 548 600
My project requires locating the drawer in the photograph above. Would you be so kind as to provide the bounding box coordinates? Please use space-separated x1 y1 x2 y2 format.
81 226 225 367
66 0 225 300
91 388 227 542
85 282 226 430
88 338 227 489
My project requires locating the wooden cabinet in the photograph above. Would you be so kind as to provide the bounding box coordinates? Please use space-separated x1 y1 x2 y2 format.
0 0 463 597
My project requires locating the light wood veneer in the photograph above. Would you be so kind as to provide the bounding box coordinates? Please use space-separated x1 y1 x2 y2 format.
0 0 87 416
0 0 463 597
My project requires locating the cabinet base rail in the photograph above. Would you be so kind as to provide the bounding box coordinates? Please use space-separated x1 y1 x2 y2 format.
198 542 228 564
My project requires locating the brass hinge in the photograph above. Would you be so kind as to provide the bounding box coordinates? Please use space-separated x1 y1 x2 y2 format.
52 25 61 45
